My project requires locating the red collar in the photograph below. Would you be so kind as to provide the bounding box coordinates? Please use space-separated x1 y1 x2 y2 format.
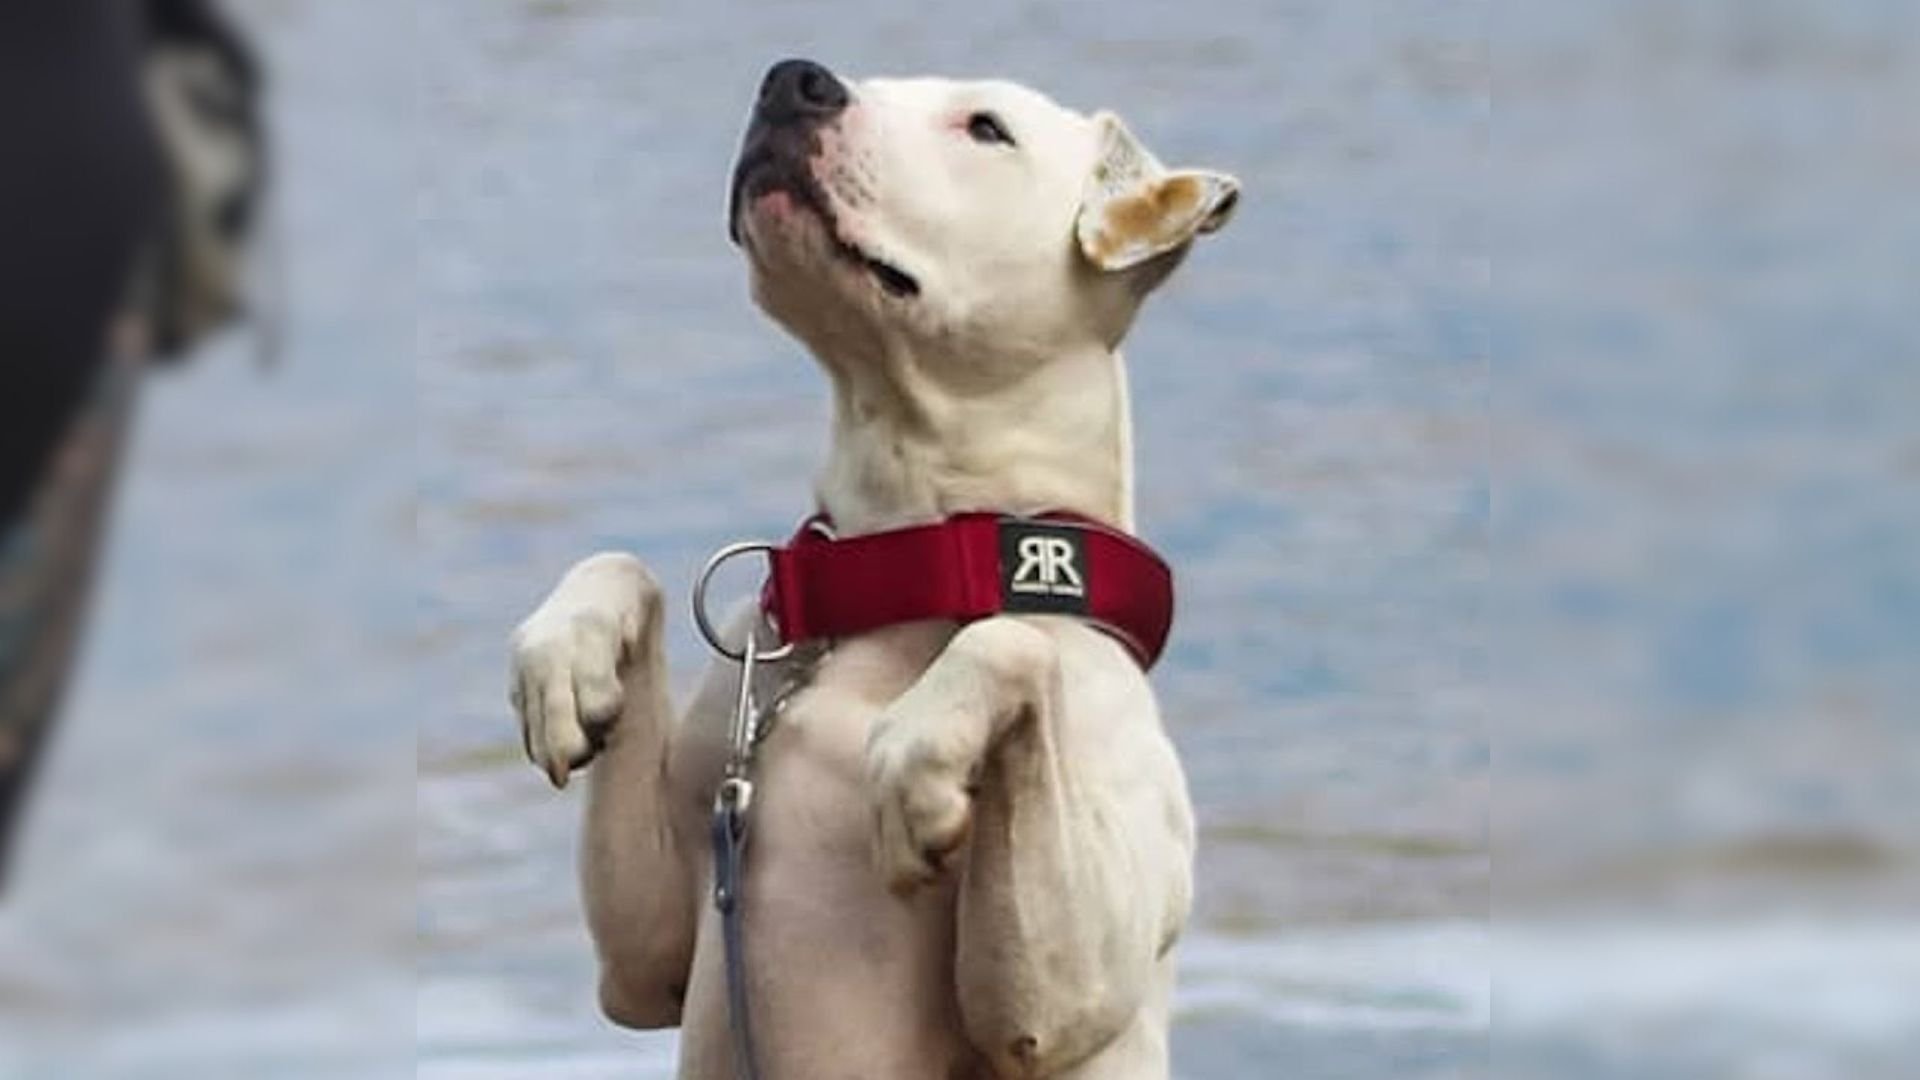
760 511 1174 670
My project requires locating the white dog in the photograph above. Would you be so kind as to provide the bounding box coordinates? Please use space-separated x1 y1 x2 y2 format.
509 60 1238 1079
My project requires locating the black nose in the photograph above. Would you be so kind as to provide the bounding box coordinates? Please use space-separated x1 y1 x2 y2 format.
757 58 848 124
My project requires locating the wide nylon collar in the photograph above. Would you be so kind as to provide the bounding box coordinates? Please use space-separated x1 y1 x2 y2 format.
760 511 1174 669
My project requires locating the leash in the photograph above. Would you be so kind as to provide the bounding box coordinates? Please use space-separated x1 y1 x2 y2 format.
687 512 1173 1079
709 627 764 1080
691 541 808 1080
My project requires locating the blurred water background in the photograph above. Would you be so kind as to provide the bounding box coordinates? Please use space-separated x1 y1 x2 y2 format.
2 0 1916 1077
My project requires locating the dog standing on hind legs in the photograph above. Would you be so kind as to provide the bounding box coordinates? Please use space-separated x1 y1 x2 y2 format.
509 59 1239 1079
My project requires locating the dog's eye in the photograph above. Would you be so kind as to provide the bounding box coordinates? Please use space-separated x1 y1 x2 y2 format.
965 112 1016 147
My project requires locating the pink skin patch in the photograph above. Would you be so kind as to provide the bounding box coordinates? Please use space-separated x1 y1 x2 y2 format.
747 166 834 237
745 188 817 254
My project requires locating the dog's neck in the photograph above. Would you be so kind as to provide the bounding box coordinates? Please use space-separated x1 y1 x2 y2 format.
812 342 1137 537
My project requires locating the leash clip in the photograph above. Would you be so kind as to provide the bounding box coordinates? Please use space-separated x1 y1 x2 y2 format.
715 775 753 820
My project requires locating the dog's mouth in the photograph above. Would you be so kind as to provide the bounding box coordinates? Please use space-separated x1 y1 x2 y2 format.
730 146 920 300
836 238 920 298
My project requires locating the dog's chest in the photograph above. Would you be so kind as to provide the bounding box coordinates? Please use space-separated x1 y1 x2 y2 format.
730 625 955 849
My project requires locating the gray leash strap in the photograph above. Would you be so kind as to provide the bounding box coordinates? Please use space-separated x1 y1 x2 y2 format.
711 779 758 1080
712 624 764 1080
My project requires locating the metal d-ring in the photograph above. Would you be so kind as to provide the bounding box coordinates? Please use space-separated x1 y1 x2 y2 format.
692 540 794 662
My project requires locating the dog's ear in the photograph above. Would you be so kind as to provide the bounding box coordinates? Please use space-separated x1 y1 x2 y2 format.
1076 112 1239 273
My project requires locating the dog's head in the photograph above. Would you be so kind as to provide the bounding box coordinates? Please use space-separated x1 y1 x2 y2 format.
728 60 1239 381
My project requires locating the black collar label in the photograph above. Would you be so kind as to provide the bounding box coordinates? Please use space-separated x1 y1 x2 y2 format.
998 520 1092 615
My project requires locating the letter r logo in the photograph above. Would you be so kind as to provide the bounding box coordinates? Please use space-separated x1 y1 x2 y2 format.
1012 536 1083 594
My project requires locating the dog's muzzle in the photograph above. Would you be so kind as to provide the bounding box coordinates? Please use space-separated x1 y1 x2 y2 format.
726 60 921 298
727 58 848 244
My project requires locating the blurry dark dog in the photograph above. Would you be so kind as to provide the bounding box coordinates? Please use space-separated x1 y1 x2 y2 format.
0 0 265 892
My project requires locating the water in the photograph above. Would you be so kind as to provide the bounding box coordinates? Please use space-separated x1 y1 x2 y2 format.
5 0 1919 1077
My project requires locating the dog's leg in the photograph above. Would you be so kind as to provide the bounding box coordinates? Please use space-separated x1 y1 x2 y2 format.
511 552 697 1028
866 618 1194 1077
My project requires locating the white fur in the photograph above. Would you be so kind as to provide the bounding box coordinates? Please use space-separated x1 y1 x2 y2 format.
511 72 1235 1078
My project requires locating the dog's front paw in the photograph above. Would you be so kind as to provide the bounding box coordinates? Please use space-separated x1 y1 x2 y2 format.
509 552 660 789
865 714 976 896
